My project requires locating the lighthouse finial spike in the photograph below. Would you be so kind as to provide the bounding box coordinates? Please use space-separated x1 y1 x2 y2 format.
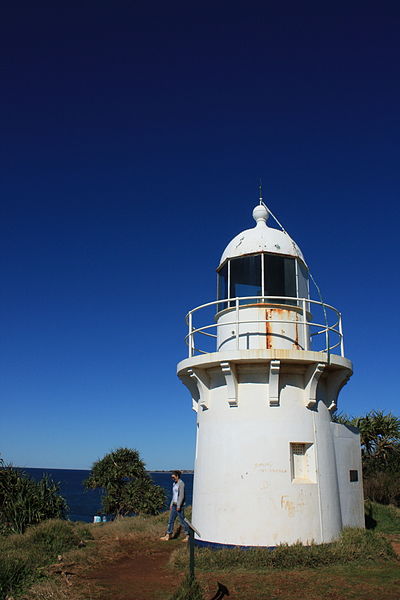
253 183 269 224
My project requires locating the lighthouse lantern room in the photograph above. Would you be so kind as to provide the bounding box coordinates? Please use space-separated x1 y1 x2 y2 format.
177 200 364 548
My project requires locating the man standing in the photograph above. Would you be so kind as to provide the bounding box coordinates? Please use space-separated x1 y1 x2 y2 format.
160 470 189 541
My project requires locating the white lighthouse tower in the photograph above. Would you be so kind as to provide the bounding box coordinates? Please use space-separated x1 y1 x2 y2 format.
177 199 364 547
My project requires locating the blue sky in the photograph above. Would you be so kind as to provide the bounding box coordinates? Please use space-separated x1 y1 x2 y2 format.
1 6 399 469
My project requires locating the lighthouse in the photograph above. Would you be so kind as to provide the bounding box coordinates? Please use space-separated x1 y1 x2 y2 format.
177 199 364 547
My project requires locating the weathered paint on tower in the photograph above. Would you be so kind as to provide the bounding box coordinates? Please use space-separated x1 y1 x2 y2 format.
177 202 364 547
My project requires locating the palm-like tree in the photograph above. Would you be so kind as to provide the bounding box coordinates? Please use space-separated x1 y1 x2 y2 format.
356 411 400 462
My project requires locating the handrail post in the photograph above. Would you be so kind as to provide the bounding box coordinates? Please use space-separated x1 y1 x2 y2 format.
235 297 239 349
188 312 193 358
325 321 329 356
302 298 309 351
339 314 344 357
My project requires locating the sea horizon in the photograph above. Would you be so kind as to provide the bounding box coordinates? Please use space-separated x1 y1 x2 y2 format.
17 466 194 473
21 467 194 522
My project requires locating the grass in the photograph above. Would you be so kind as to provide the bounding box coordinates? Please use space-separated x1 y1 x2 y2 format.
210 563 400 600
169 527 396 572
2 503 399 600
0 520 92 600
88 506 191 541
167 504 400 600
168 575 205 600
365 500 400 533
22 581 71 600
92 509 168 538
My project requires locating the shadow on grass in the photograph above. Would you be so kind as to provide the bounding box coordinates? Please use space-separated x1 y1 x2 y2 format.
365 504 377 530
209 581 230 599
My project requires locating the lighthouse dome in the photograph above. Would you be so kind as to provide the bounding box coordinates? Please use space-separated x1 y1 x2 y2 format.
219 204 306 266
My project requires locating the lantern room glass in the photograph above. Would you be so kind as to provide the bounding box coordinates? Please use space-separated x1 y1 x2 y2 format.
217 253 308 308
217 262 228 311
264 255 296 304
229 255 262 304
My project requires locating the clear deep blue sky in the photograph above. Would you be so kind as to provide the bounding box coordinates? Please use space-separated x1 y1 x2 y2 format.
1 5 399 469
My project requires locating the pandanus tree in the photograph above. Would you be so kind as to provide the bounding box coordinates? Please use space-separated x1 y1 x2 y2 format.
0 457 67 534
357 411 399 457
84 448 166 517
355 411 400 474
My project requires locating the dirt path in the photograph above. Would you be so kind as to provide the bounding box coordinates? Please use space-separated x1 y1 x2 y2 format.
83 540 183 600
387 533 400 557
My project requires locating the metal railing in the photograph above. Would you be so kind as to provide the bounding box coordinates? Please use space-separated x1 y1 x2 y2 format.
185 296 344 358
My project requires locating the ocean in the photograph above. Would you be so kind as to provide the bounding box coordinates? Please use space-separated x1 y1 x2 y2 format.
24 468 193 522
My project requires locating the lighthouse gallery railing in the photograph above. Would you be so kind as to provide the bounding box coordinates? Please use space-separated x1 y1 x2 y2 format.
185 296 344 358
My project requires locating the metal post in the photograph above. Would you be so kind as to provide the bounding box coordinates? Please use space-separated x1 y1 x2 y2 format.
339 314 344 357
261 253 265 297
235 297 239 349
188 312 193 358
325 326 329 355
227 260 231 306
302 298 309 351
189 528 195 581
184 519 201 582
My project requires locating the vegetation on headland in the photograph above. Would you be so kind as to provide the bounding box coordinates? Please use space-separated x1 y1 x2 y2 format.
0 413 399 600
0 458 67 535
84 447 166 516
0 503 397 600
0 447 166 538
0 448 167 599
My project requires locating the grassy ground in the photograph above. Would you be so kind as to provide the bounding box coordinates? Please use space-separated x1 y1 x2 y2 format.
0 520 92 600
365 500 400 533
2 503 399 600
196 563 400 600
170 527 396 571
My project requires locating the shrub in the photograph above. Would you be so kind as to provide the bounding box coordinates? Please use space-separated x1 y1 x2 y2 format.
0 551 33 600
364 471 400 506
0 461 67 534
24 519 90 555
